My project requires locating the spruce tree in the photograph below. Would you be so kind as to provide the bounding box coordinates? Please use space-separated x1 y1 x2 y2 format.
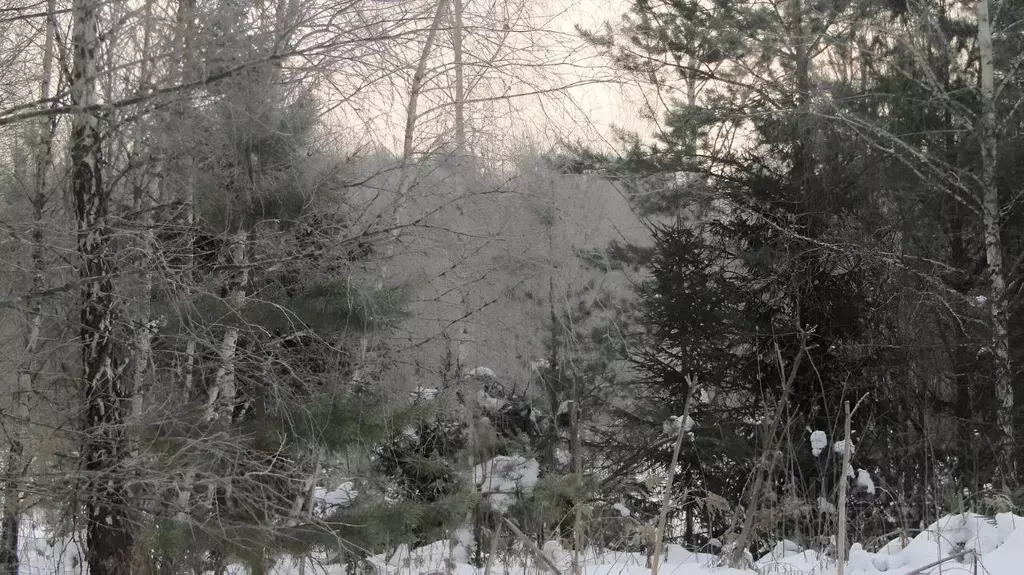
578 0 914 552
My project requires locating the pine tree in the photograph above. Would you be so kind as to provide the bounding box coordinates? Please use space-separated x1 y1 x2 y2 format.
123 17 414 566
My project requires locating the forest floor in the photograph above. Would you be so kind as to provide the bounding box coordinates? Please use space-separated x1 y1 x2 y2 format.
14 512 1023 574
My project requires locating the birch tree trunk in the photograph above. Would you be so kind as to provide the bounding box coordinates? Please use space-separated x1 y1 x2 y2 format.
129 0 160 423
571 399 583 575
450 0 472 370
975 0 1014 484
0 3 58 571
204 231 248 421
169 0 199 517
171 0 196 265
650 384 693 575
71 0 135 570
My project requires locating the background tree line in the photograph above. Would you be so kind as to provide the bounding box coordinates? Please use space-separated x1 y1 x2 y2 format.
1 0 1023 571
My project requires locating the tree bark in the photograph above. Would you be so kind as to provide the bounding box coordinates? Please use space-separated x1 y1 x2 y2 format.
976 0 1014 484
71 0 135 570
837 402 852 575
452 0 466 151
0 3 58 572
570 399 583 575
171 0 196 272
170 0 199 519
451 0 472 369
129 0 160 424
204 232 248 420
651 384 694 575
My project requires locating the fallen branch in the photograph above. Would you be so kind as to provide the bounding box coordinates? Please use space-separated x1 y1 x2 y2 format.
904 549 974 575
503 518 564 575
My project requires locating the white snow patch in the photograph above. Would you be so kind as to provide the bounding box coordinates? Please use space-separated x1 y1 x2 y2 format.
662 414 695 435
757 538 804 562
409 387 440 400
474 455 540 513
542 540 572 572
317 481 356 508
847 543 875 572
555 447 571 466
467 366 495 379
863 512 1022 574
833 439 854 455
453 528 475 564
810 430 828 456
368 539 462 575
699 388 713 404
386 544 410 567
475 389 504 411
856 469 875 495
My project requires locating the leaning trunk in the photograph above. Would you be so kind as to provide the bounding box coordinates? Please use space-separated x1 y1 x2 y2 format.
350 0 447 386
391 0 448 261
71 0 134 570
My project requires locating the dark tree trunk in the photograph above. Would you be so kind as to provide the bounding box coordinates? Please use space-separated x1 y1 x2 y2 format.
0 495 18 575
70 0 134 571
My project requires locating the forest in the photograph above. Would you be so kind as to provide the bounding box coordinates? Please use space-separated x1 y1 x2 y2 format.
0 0 1022 573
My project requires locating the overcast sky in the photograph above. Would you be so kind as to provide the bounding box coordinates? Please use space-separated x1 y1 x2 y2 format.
328 0 656 158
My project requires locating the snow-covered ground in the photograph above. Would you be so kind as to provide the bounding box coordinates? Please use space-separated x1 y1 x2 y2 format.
14 512 1024 574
